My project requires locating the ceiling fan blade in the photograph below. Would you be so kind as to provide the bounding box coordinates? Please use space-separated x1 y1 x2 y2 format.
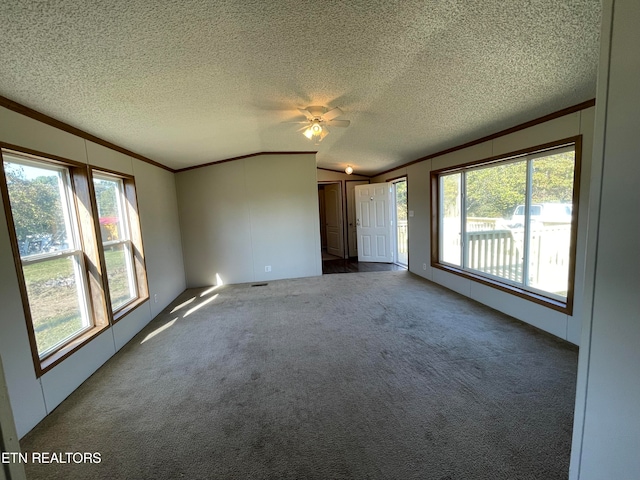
306 106 326 118
298 108 314 120
325 120 350 128
297 125 310 132
322 107 343 121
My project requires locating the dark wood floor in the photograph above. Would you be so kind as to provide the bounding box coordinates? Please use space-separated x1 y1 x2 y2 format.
322 257 408 274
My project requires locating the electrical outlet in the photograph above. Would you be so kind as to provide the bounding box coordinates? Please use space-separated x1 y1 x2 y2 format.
265 266 271 272
422 263 427 270
154 294 158 303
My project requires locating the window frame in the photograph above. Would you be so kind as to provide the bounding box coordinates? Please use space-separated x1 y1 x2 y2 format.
92 172 139 314
0 145 148 376
4 156 96 359
430 136 582 314
89 167 149 324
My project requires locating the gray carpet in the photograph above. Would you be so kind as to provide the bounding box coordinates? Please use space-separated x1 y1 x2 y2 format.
21 271 578 479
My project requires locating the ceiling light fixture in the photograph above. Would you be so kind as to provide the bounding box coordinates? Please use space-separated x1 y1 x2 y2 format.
303 120 324 142
345 165 353 175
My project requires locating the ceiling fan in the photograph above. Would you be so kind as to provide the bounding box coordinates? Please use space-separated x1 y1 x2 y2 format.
295 106 350 144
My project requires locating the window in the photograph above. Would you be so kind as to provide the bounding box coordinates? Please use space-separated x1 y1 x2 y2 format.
93 174 138 312
0 148 148 375
2 155 93 358
432 137 581 313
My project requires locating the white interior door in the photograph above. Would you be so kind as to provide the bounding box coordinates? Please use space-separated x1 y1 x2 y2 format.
347 180 369 257
324 183 344 257
356 183 393 263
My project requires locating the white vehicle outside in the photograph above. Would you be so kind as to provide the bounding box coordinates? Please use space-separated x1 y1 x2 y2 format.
509 202 572 228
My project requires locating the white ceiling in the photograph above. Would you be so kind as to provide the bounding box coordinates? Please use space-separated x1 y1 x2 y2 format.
0 0 601 175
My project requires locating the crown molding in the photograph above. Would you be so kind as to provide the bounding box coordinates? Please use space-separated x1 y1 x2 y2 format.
375 99 596 177
0 95 174 172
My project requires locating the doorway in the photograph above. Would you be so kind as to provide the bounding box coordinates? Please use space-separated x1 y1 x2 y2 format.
318 182 344 260
392 178 408 267
323 180 406 274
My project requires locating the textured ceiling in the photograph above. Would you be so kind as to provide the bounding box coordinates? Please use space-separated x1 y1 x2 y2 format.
0 0 601 175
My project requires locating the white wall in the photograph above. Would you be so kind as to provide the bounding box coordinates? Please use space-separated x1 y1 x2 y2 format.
0 355 26 480
571 1 640 478
0 106 186 437
176 154 322 287
371 108 595 345
132 160 185 318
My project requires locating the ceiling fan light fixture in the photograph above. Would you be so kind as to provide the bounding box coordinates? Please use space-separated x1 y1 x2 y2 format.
303 127 314 139
297 106 350 145
345 165 353 175
302 120 325 144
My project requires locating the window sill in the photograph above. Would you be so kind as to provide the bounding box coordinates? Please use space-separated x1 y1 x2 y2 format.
35 296 150 376
112 295 150 324
431 262 573 315
38 324 112 376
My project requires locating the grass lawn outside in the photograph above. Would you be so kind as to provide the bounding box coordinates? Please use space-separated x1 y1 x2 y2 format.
23 249 133 355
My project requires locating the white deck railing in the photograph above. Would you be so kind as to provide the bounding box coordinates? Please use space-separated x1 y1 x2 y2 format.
396 220 408 265
442 217 571 295
466 229 522 281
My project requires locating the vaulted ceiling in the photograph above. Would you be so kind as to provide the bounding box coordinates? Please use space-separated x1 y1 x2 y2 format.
0 0 601 175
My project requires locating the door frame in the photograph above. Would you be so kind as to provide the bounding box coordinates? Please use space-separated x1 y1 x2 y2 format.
389 176 408 267
318 181 346 258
